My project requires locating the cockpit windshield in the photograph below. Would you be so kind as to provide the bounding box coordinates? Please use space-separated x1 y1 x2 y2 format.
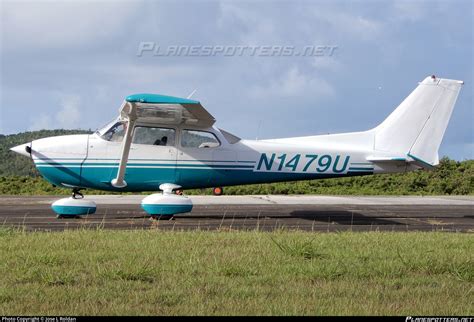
95 118 119 136
97 118 127 142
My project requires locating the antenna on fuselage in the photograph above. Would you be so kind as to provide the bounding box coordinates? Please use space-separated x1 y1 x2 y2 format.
187 89 197 99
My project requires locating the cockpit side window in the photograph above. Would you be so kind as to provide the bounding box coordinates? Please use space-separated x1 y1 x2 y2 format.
181 130 220 148
101 122 127 142
133 126 176 146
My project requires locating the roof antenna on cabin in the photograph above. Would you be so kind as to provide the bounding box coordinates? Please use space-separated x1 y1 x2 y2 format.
187 89 197 99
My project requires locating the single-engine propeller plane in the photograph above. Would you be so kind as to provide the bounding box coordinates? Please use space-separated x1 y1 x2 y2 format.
11 75 464 218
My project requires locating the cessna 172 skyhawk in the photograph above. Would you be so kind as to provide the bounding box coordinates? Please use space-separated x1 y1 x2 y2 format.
10 75 464 218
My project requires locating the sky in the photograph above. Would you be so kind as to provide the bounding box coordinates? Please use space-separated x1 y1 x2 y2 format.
0 0 472 160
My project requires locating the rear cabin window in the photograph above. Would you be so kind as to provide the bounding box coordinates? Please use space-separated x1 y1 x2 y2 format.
133 127 176 146
181 130 220 148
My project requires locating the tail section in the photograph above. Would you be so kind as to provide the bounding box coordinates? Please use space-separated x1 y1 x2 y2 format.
374 75 463 166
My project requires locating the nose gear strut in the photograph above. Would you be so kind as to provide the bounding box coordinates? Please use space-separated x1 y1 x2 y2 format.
72 188 84 199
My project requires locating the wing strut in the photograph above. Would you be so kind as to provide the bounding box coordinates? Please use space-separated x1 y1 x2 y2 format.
111 102 137 188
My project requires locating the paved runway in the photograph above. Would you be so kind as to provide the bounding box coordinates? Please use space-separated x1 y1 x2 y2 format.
0 195 472 232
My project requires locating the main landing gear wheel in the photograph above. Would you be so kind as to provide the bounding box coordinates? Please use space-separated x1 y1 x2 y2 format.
51 188 97 218
141 184 193 220
213 187 224 196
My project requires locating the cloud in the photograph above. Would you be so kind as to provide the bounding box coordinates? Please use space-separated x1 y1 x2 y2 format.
217 2 279 45
250 66 335 99
307 7 383 41
56 94 81 129
2 0 141 52
391 2 426 22
28 114 53 131
311 57 343 72
28 93 82 130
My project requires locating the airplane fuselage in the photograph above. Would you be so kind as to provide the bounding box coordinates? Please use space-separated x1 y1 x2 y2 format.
27 125 414 192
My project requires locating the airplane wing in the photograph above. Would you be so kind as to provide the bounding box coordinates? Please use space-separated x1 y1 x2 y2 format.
121 93 215 127
111 93 215 188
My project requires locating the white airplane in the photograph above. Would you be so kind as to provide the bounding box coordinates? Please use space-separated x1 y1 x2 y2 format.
11 75 464 218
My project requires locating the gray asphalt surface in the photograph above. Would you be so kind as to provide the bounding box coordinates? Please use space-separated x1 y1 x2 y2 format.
0 195 472 232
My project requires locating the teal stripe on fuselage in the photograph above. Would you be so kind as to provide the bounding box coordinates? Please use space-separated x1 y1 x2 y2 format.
36 164 374 192
37 165 83 187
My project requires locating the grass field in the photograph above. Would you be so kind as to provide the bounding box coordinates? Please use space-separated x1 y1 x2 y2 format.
0 230 472 316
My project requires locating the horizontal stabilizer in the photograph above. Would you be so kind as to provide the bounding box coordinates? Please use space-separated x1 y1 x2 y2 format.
366 156 407 162
367 155 434 170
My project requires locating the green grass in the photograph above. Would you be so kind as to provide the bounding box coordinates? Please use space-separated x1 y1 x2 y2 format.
0 230 472 315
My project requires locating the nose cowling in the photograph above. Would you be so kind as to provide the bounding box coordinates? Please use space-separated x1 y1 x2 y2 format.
15 134 90 188
10 142 32 158
27 134 89 159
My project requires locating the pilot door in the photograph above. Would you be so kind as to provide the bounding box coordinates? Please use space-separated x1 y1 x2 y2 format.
121 125 178 189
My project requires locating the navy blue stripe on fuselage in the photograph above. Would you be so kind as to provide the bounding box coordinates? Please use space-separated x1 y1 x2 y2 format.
34 158 256 163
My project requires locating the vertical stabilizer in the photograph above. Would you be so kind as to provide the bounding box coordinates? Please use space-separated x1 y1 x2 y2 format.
374 76 463 166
